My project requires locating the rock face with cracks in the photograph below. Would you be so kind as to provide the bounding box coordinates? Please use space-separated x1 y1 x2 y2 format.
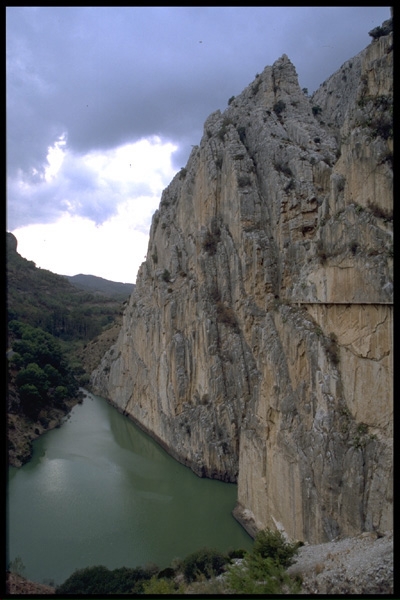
92 20 392 545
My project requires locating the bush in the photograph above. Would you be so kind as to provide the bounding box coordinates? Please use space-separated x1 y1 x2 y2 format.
273 100 286 115
312 105 322 116
142 575 182 594
237 126 246 144
368 24 391 39
226 553 301 594
56 565 155 594
252 528 300 568
182 547 228 583
202 230 220 255
161 269 171 282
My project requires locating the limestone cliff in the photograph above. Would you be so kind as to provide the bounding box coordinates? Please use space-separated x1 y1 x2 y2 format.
92 20 393 545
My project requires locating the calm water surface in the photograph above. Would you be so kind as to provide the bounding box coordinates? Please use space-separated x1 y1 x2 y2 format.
7 391 252 585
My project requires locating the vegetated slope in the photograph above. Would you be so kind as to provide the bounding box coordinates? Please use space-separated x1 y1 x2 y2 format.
6 232 129 465
7 232 129 343
92 17 392 546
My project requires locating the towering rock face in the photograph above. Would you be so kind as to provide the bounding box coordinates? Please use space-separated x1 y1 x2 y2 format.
92 22 392 545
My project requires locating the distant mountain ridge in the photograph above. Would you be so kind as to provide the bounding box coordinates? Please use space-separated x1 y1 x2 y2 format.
66 274 135 299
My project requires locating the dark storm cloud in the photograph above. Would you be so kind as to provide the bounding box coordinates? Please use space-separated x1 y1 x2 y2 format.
7 6 391 228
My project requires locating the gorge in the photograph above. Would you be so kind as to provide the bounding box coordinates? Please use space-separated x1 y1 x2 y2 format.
91 18 393 546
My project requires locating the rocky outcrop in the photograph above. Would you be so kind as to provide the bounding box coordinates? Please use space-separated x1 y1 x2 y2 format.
92 20 392 545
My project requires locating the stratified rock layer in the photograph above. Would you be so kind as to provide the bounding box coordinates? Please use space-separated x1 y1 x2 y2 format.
92 22 392 545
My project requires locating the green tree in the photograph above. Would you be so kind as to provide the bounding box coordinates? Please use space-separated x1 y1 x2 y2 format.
16 363 49 399
54 386 68 402
44 364 62 387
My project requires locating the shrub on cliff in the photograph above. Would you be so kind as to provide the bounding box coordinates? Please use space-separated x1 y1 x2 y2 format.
225 529 301 593
226 553 301 594
161 269 171 282
181 547 228 583
252 528 300 568
273 100 286 115
202 229 220 255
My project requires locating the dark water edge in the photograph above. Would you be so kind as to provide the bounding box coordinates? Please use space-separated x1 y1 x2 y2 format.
7 390 252 586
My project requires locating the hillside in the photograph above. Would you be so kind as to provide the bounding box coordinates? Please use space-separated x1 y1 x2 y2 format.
7 232 128 344
91 17 392 546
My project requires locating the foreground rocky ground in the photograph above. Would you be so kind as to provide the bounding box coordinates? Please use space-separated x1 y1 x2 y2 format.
6 530 393 595
287 529 393 595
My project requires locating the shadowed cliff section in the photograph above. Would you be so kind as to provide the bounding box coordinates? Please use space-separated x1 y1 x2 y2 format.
91 19 392 545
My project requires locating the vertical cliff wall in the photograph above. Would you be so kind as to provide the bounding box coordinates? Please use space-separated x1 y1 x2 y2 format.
92 21 392 544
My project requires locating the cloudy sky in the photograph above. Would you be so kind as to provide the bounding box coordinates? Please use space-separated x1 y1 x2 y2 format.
6 6 390 283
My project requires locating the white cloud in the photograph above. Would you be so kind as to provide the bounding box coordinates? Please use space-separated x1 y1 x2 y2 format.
13 211 147 283
11 137 178 282
44 134 67 182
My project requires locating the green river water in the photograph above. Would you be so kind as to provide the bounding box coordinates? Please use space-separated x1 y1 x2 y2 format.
7 390 252 586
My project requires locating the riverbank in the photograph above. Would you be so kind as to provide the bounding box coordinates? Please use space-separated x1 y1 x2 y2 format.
8 395 83 467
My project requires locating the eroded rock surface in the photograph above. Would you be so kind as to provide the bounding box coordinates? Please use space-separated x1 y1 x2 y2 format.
92 20 392 545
